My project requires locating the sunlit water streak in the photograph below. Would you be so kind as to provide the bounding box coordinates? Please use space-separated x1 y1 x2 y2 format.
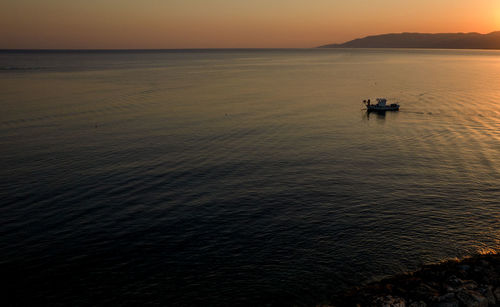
0 49 499 306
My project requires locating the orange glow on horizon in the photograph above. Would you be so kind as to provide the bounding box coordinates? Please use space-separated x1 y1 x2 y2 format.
0 0 498 49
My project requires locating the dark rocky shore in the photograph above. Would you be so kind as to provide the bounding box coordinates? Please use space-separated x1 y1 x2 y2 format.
329 253 500 307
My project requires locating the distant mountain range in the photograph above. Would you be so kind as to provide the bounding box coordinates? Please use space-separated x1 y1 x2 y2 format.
319 31 500 49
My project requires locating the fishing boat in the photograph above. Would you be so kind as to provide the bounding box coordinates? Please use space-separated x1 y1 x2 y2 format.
363 98 400 111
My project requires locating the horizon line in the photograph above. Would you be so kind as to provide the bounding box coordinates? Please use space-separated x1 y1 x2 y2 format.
2 31 499 51
2 47 500 53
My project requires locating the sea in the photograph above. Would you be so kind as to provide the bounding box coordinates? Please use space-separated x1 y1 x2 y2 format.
1 49 499 306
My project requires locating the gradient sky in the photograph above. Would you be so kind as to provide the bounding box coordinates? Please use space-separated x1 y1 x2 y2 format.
1 0 499 49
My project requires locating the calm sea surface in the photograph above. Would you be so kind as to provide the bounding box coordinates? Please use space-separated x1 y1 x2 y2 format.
1 49 499 306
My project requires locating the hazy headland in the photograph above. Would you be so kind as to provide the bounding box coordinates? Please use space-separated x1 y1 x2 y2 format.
319 31 500 49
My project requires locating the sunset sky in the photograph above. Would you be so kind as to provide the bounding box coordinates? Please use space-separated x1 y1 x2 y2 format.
1 0 499 49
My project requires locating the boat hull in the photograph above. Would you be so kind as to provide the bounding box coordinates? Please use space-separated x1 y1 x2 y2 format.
367 106 399 111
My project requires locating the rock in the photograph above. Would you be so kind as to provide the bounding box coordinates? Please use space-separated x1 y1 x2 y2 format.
446 275 464 288
477 285 496 304
436 293 455 302
330 255 499 307
373 295 406 307
462 281 478 290
433 292 459 307
443 286 455 293
410 283 439 300
433 300 459 307
408 301 426 307
493 287 500 302
456 264 471 279
480 268 499 284
445 275 479 292
456 289 488 307
385 283 395 292
457 264 471 271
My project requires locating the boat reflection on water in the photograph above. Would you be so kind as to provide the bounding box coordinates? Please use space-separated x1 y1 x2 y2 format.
363 109 402 121
366 110 387 120
363 110 389 121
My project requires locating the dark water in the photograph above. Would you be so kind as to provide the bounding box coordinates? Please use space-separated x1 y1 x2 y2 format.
1 49 499 306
